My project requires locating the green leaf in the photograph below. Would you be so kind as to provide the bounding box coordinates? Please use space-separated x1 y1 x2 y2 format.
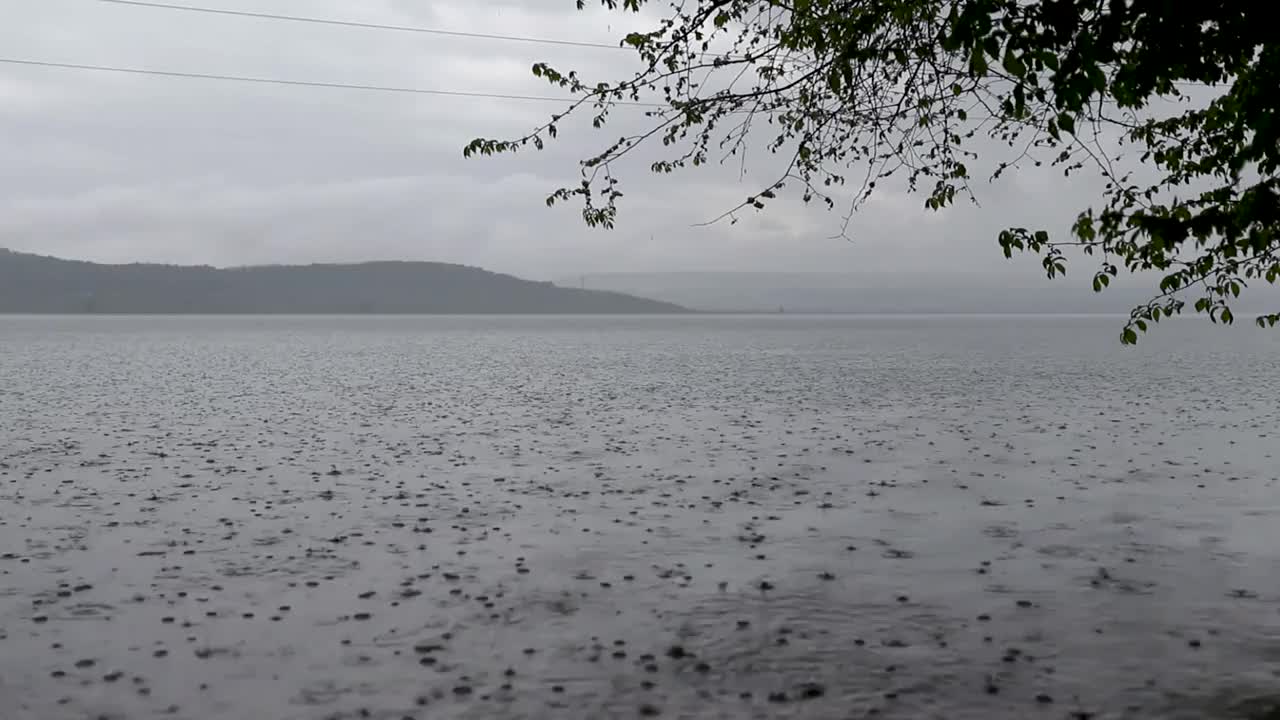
970 48 988 76
1087 65 1107 92
1001 50 1026 78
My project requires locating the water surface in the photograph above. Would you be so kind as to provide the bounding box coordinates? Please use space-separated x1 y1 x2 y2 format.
2 315 1278 720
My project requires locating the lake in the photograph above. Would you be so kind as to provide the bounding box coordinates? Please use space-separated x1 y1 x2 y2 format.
2 314 1278 720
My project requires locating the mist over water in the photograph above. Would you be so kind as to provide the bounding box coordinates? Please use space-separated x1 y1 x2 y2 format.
2 314 1278 720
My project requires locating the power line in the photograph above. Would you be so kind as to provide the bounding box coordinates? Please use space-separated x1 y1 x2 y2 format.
0 57 664 105
91 0 1223 92
97 0 630 52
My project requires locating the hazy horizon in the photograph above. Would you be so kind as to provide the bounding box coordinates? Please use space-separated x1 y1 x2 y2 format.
9 248 1278 316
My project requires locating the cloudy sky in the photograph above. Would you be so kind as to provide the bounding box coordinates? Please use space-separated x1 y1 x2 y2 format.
1 0 1112 281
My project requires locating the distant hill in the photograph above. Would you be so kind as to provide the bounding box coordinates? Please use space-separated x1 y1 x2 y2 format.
0 250 686 314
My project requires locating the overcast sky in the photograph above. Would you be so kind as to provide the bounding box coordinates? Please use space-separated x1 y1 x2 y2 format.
1 0 1115 281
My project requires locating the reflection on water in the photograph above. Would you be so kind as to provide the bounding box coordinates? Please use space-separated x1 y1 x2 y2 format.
2 315 1279 720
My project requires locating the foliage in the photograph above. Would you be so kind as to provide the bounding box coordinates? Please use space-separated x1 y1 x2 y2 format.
464 0 1280 340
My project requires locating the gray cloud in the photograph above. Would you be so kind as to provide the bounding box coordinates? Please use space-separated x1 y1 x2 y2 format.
1 0 1111 281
